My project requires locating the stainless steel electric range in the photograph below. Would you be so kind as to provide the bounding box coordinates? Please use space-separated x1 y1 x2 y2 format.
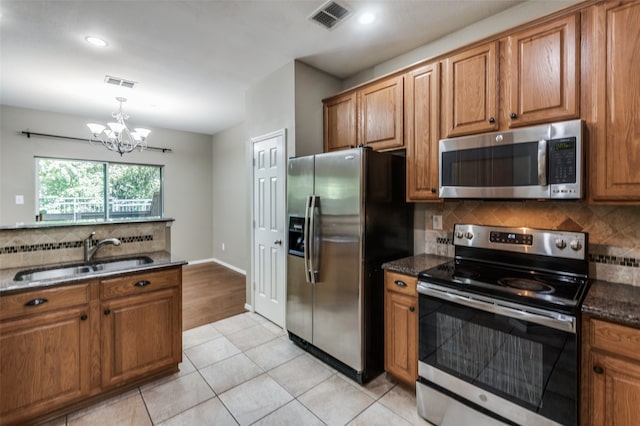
417 224 590 426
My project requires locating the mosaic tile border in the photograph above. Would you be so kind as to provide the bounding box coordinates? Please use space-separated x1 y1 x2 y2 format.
0 235 153 255
434 237 640 269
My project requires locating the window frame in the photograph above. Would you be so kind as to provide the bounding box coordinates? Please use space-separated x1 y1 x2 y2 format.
35 156 164 222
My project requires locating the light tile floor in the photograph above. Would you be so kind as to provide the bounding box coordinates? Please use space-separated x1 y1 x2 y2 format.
44 312 431 426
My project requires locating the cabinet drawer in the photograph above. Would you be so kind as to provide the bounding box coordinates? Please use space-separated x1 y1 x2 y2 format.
100 268 180 300
591 319 640 362
0 283 90 320
385 271 418 297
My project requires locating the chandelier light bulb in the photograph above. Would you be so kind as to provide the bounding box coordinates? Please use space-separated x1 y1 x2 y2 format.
86 97 151 155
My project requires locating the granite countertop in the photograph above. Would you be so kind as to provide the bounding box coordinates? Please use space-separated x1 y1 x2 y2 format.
382 253 452 277
582 279 640 328
0 251 187 295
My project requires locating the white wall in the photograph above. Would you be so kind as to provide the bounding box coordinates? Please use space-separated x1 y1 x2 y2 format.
211 122 248 271
0 105 213 262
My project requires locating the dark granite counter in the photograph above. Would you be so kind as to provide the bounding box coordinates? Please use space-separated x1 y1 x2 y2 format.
0 251 186 295
382 254 451 277
582 279 640 328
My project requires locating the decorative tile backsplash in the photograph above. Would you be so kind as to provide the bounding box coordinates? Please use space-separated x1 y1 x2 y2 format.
420 201 640 286
0 222 169 269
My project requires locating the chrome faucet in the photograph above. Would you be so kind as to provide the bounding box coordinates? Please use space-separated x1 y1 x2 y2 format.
84 232 121 262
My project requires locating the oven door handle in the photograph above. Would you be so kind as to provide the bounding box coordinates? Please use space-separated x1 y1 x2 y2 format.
418 284 575 333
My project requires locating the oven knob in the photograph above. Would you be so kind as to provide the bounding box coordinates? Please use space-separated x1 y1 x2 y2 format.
570 240 582 251
456 231 464 239
555 239 567 249
465 232 474 240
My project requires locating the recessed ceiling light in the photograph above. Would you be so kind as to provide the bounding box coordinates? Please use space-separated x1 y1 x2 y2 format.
85 36 108 47
358 12 375 25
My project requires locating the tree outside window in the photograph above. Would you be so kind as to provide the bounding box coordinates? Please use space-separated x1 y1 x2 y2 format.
37 158 162 222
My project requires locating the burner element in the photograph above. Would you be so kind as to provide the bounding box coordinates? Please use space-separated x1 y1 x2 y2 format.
498 277 555 294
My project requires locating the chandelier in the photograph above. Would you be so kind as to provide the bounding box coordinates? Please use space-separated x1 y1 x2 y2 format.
86 97 151 155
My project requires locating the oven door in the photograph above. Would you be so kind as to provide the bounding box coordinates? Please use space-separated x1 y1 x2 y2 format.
417 282 578 426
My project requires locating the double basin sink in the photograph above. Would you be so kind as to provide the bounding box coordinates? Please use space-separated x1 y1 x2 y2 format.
14 256 153 282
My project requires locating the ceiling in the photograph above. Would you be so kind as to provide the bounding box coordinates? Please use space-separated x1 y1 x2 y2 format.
0 0 526 136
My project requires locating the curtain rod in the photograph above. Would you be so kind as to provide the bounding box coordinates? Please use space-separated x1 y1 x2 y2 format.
20 131 173 153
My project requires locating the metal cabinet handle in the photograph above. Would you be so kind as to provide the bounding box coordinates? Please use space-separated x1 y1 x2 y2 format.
488 117 495 124
510 112 518 119
394 280 407 287
25 298 48 307
80 314 88 321
593 365 604 375
430 188 437 194
134 280 151 287
409 306 415 312
274 240 282 246
104 309 111 315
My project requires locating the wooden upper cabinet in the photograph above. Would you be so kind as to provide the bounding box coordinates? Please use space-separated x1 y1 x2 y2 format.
324 92 357 152
358 75 404 150
443 42 499 137
405 63 440 201
585 0 640 203
505 14 580 127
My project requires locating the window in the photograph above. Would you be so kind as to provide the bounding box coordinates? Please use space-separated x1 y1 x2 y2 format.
36 158 163 222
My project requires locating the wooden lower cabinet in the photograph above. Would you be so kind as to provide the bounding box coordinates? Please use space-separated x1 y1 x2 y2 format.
0 266 182 425
0 306 91 425
102 287 181 388
384 271 418 386
582 315 640 425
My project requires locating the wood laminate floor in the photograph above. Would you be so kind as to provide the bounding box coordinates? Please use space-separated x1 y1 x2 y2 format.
182 262 247 331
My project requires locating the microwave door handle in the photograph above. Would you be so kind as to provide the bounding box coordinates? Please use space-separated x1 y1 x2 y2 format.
538 139 548 186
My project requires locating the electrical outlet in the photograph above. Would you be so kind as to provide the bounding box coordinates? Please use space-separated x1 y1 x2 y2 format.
432 215 443 230
221 243 225 251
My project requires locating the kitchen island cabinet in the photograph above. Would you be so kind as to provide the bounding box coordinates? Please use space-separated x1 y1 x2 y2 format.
384 270 418 387
0 265 182 426
0 287 92 426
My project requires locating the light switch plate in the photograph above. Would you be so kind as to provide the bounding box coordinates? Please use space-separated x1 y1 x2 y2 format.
432 215 443 230
15 195 24 205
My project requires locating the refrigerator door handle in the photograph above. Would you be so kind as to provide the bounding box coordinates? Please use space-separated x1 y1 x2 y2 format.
308 195 319 283
303 195 313 283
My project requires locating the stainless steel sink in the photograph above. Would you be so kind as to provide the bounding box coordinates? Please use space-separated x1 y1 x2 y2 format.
13 256 153 282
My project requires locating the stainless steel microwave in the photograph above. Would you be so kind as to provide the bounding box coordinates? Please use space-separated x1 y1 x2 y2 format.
439 119 583 199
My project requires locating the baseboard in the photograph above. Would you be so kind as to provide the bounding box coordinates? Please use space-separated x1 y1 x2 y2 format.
187 257 247 275
244 303 253 311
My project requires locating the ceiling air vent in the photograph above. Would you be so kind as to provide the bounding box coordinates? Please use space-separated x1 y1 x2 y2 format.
104 75 137 89
309 1 351 30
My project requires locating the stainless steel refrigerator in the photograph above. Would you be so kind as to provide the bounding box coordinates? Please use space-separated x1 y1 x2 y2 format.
286 147 413 384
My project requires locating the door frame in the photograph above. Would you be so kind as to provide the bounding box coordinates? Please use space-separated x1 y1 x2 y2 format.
249 128 287 325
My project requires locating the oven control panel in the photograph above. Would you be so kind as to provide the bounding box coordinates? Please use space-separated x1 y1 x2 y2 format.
453 224 587 260
489 231 533 245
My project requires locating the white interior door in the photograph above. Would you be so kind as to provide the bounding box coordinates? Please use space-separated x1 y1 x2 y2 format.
251 130 286 327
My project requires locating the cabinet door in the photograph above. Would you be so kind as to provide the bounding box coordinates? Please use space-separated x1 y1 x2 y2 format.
101 288 181 388
384 289 417 386
590 351 640 426
443 42 499 137
506 14 579 127
0 306 91 424
405 63 440 201
324 92 357 152
358 75 404 150
586 0 640 202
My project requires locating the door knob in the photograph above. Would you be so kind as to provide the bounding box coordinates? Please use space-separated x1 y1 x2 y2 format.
274 240 282 245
